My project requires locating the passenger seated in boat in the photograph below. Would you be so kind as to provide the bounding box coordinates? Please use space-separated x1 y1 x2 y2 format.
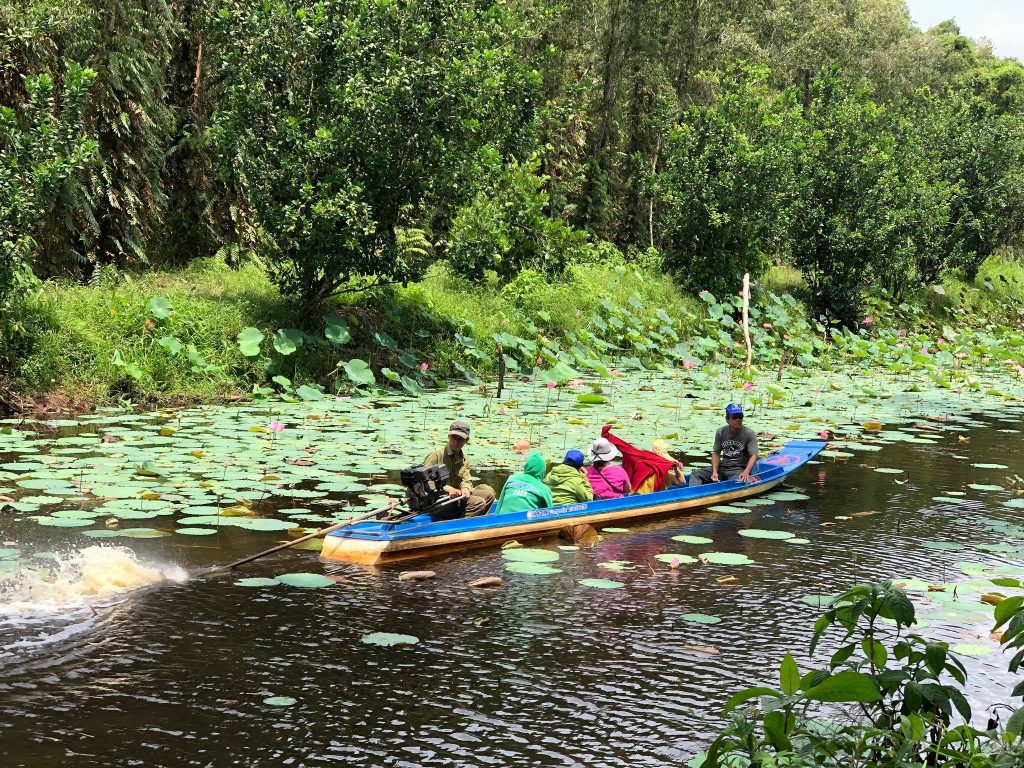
423 420 496 517
688 403 758 486
599 425 680 494
493 452 554 514
585 438 631 499
650 440 685 490
545 450 594 505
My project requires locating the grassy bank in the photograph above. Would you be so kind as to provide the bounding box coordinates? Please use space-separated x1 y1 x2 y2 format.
6 257 701 410
6 251 1024 413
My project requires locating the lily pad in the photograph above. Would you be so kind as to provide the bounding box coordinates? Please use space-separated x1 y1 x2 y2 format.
672 535 714 545
737 529 794 540
765 492 810 501
968 484 1004 492
873 467 905 474
275 572 335 588
971 463 1008 470
361 632 419 647
783 538 811 545
263 696 297 706
699 552 755 565
578 578 624 589
654 554 698 564
501 548 559 563
707 505 750 514
176 527 218 536
951 643 993 657
682 613 721 625
601 527 630 533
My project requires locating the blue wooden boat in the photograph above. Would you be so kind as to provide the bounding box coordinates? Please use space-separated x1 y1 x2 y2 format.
322 440 825 564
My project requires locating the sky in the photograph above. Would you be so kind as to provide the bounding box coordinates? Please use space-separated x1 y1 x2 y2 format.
904 0 1024 61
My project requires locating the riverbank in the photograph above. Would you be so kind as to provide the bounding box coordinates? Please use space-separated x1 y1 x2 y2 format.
4 252 1024 416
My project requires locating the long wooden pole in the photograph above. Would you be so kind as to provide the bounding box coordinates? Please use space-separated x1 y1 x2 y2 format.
199 501 401 576
742 273 752 375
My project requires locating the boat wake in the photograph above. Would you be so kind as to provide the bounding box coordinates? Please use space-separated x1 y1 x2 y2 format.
0 545 188 614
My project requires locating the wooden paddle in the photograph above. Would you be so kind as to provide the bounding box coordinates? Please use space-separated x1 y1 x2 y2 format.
198 500 403 577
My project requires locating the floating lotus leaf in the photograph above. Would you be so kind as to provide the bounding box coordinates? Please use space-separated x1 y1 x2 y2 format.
236 577 279 587
263 696 297 706
955 562 990 575
233 518 301 532
699 552 755 565
873 467 904 474
951 644 993 657
558 545 579 551
501 548 559 563
766 492 810 501
275 572 335 588
579 578 624 589
598 560 634 571
120 528 172 538
932 496 969 504
734 498 776 507
654 554 697 564
682 613 721 625
0 548 20 560
672 535 714 545
1002 500 1024 509
738 529 794 540
176 527 218 536
968 484 1004 492
601 527 629 533
361 632 419 647
35 516 93 527
505 561 561 575
800 594 836 607
972 463 1008 470
922 541 965 551
707 505 749 514
783 537 811 545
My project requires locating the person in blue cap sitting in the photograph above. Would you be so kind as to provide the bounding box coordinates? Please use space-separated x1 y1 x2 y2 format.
545 449 595 505
688 403 759 486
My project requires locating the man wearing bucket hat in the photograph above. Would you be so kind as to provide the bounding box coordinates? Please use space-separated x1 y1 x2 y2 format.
688 403 758 486
585 437 631 499
545 449 594 506
423 420 496 516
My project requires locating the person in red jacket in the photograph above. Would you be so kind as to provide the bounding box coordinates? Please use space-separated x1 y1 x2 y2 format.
585 438 631 499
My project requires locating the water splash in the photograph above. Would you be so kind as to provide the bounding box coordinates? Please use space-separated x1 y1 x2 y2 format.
0 546 188 612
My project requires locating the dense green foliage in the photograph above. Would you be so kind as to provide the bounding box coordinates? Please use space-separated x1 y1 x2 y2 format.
700 582 1024 767
2 0 1024 377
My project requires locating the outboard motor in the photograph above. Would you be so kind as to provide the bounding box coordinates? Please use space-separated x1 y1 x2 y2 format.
400 464 468 519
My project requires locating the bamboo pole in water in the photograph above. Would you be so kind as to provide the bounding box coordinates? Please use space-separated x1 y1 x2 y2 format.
742 273 752 375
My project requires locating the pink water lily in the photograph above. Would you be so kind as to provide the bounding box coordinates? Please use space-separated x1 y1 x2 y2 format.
568 379 583 390
683 359 695 371
420 361 429 372
497 407 506 415
267 421 285 433
819 430 830 440
919 347 929 355
536 356 544 365
862 316 873 326
742 382 754 392
610 368 621 377
546 380 556 389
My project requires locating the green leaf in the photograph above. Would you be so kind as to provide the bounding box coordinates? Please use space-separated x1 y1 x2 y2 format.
721 686 781 714
1007 706 1024 739
295 384 324 401
803 670 881 703
829 644 856 669
763 710 792 751
780 652 800 695
343 359 375 387
924 643 947 676
373 331 398 350
271 375 293 390
400 375 425 396
861 638 887 669
381 367 401 383
158 336 182 356
324 316 351 345
995 596 1024 629
236 327 264 357
148 296 173 320
273 328 304 356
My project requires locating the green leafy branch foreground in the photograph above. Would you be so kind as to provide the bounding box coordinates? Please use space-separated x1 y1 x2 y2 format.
695 581 1024 768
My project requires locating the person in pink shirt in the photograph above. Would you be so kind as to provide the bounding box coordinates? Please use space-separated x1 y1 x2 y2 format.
585 438 631 499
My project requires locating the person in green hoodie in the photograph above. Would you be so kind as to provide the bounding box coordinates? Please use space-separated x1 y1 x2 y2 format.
493 452 554 514
545 449 594 506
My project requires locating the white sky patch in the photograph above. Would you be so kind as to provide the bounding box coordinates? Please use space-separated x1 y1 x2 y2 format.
904 0 1024 61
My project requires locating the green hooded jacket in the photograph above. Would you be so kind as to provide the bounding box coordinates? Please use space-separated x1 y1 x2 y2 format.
493 452 553 514
545 463 594 506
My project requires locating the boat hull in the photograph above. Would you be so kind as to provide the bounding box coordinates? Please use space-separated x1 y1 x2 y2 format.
322 439 824 565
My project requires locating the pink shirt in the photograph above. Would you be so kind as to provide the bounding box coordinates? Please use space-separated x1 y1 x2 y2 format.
586 464 631 499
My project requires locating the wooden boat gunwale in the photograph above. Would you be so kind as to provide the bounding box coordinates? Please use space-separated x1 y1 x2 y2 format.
322 439 824 564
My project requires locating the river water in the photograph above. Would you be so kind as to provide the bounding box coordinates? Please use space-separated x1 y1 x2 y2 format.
2 399 1024 766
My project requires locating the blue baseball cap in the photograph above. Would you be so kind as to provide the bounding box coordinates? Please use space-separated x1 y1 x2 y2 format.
725 403 744 416
563 449 585 468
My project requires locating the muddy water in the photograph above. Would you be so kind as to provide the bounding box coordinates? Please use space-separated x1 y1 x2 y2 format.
2 410 1024 766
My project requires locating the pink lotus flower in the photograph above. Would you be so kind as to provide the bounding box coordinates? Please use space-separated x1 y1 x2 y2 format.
955 352 967 360
610 368 622 377
497 407 506 415
898 329 907 337
862 316 873 326
815 386 821 393
536 357 544 365
420 361 429 372
783 334 791 340
267 421 285 433
819 430 830 440
568 379 583 390
937 337 945 345
919 347 929 355
546 380 556 389
743 382 754 392
738 289 746 298
762 323 774 329
669 556 681 569
683 359 695 371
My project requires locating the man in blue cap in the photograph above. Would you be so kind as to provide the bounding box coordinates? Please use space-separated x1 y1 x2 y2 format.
688 403 758 486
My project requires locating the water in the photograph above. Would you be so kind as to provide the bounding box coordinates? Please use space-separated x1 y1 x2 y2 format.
2 407 1024 765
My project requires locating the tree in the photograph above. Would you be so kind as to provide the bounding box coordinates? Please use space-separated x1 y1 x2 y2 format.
209 0 542 316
